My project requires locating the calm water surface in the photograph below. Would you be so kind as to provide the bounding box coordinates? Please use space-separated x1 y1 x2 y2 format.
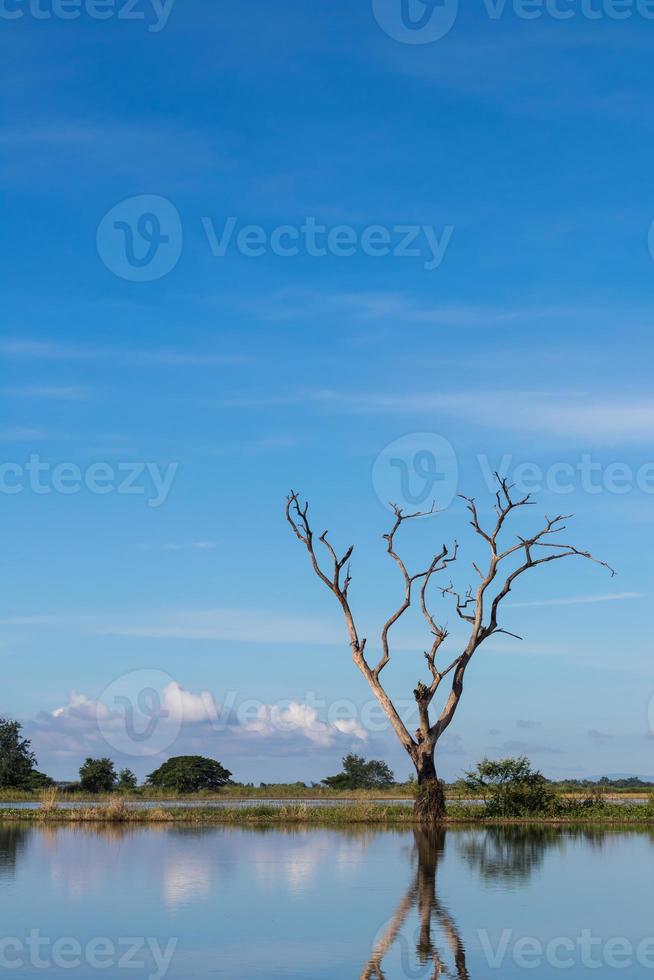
0 823 653 978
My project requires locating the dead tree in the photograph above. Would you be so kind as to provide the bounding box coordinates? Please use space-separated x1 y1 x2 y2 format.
286 478 613 822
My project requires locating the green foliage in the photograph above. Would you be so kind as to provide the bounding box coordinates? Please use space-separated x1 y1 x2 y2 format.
464 757 556 817
322 753 395 790
146 756 232 793
0 718 41 789
116 768 138 791
79 758 118 793
27 771 56 790
559 776 654 791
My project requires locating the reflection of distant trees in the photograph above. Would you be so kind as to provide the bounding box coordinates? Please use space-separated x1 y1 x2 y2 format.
0 826 30 880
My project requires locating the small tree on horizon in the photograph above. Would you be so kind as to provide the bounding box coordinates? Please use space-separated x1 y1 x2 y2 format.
286 478 612 822
79 758 118 793
322 753 395 790
116 768 138 791
146 756 232 793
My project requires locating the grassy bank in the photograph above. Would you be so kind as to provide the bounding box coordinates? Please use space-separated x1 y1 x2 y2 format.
1 785 648 804
1 799 654 826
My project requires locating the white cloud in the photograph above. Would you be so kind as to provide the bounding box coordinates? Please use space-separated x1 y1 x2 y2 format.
243 701 367 747
161 682 218 724
32 686 366 770
52 690 110 722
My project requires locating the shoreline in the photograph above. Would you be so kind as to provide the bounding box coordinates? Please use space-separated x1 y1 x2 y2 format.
1 801 653 827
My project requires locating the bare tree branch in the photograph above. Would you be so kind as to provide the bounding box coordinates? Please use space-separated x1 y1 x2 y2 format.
432 479 614 741
286 492 417 755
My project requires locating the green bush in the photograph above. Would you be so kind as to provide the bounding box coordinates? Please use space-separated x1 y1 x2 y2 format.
464 757 557 817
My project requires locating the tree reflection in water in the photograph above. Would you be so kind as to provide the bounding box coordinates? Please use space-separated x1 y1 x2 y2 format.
361 826 617 980
0 825 30 881
361 829 469 980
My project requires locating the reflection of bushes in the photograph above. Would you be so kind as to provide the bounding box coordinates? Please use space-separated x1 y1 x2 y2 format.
457 826 562 883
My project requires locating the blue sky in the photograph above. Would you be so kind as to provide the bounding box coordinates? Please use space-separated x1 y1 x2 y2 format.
2 0 654 782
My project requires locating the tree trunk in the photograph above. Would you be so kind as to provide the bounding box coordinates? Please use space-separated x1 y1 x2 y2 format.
413 748 446 823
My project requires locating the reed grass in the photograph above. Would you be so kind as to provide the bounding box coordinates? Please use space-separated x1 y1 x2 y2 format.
0 799 652 826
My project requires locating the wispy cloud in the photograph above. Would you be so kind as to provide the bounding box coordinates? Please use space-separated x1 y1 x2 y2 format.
4 385 92 401
588 729 614 741
140 541 218 552
0 339 246 368
0 120 226 184
213 384 654 443
508 593 643 609
0 609 343 646
0 426 70 442
255 287 587 327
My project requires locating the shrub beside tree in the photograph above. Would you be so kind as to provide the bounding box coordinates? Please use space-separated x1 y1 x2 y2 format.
116 768 138 791
146 756 232 793
463 757 556 817
322 753 395 790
